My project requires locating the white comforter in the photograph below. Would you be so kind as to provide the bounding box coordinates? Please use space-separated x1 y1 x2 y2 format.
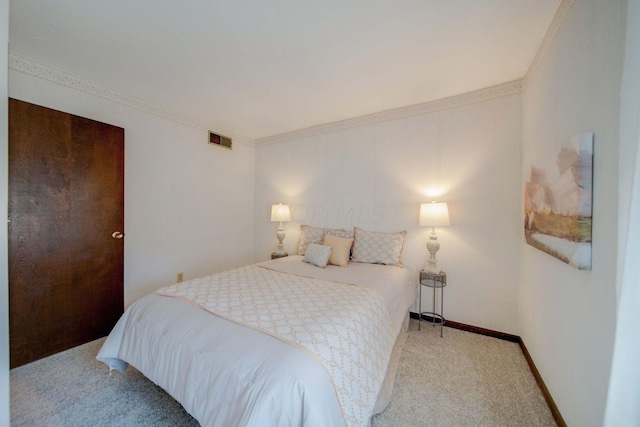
97 256 416 427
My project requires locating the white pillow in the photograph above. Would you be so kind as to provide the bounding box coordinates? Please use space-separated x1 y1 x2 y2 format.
351 227 406 266
303 243 332 268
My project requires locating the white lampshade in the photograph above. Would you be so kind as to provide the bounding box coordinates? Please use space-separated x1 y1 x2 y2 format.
420 202 450 227
270 204 291 222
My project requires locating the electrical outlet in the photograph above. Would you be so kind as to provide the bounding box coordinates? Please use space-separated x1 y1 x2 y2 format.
177 272 183 283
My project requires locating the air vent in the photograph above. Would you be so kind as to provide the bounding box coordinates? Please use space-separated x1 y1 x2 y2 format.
208 131 232 150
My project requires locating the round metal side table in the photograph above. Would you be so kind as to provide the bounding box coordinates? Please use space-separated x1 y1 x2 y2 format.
418 270 447 337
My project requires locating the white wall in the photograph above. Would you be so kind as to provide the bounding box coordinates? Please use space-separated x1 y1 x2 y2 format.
255 94 522 335
1 0 10 425
8 70 256 306
617 0 640 299
606 0 640 424
520 0 627 426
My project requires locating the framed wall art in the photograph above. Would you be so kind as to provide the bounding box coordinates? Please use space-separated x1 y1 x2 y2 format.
524 132 594 270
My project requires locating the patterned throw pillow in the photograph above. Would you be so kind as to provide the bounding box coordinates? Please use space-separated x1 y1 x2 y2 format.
296 225 344 255
323 234 354 267
302 243 332 268
351 227 406 266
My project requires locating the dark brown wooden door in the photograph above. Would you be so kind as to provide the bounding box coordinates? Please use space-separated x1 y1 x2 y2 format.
8 98 124 368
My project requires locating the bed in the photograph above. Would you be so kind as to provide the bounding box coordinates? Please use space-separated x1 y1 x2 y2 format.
97 252 416 427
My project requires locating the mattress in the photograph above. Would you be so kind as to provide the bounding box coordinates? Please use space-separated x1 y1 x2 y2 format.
97 256 417 427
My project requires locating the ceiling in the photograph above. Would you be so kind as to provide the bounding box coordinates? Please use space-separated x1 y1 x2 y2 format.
9 0 561 140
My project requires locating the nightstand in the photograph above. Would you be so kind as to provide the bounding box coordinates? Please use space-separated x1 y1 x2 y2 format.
271 252 288 260
418 270 447 337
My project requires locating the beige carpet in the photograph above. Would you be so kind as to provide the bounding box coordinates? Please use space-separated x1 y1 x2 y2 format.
372 321 556 426
11 319 556 426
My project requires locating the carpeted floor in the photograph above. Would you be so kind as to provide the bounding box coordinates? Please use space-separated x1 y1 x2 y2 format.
10 320 556 426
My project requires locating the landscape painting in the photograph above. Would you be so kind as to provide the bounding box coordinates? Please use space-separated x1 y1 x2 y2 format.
524 132 594 270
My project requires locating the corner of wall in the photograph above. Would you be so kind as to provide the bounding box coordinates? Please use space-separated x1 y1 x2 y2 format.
1 0 11 424
519 0 627 425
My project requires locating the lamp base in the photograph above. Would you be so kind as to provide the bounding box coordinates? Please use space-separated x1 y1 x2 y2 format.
425 228 441 274
275 222 286 255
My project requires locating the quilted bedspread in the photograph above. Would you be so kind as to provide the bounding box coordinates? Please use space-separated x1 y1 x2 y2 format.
155 264 396 427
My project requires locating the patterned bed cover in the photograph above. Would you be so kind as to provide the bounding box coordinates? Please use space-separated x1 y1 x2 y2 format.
97 256 416 427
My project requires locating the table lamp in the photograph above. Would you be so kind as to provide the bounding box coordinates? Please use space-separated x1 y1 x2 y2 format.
271 203 291 255
420 201 450 273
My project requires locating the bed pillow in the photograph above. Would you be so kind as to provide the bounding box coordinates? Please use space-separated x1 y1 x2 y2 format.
325 229 356 259
296 225 344 255
323 234 354 267
302 243 332 268
351 227 406 266
324 229 354 239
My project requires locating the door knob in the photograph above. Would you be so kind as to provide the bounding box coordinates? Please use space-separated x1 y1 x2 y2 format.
112 231 124 239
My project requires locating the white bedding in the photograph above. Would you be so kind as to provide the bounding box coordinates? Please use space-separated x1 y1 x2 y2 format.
256 256 416 336
97 256 417 427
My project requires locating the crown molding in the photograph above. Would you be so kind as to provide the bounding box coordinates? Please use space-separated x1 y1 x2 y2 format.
523 0 576 88
255 79 523 145
8 53 254 146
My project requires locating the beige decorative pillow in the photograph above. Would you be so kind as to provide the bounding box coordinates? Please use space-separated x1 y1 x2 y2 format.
296 225 344 255
302 243 332 268
324 229 355 260
323 234 354 267
351 227 406 266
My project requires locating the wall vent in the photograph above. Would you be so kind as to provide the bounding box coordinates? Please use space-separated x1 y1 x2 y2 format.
208 131 232 150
